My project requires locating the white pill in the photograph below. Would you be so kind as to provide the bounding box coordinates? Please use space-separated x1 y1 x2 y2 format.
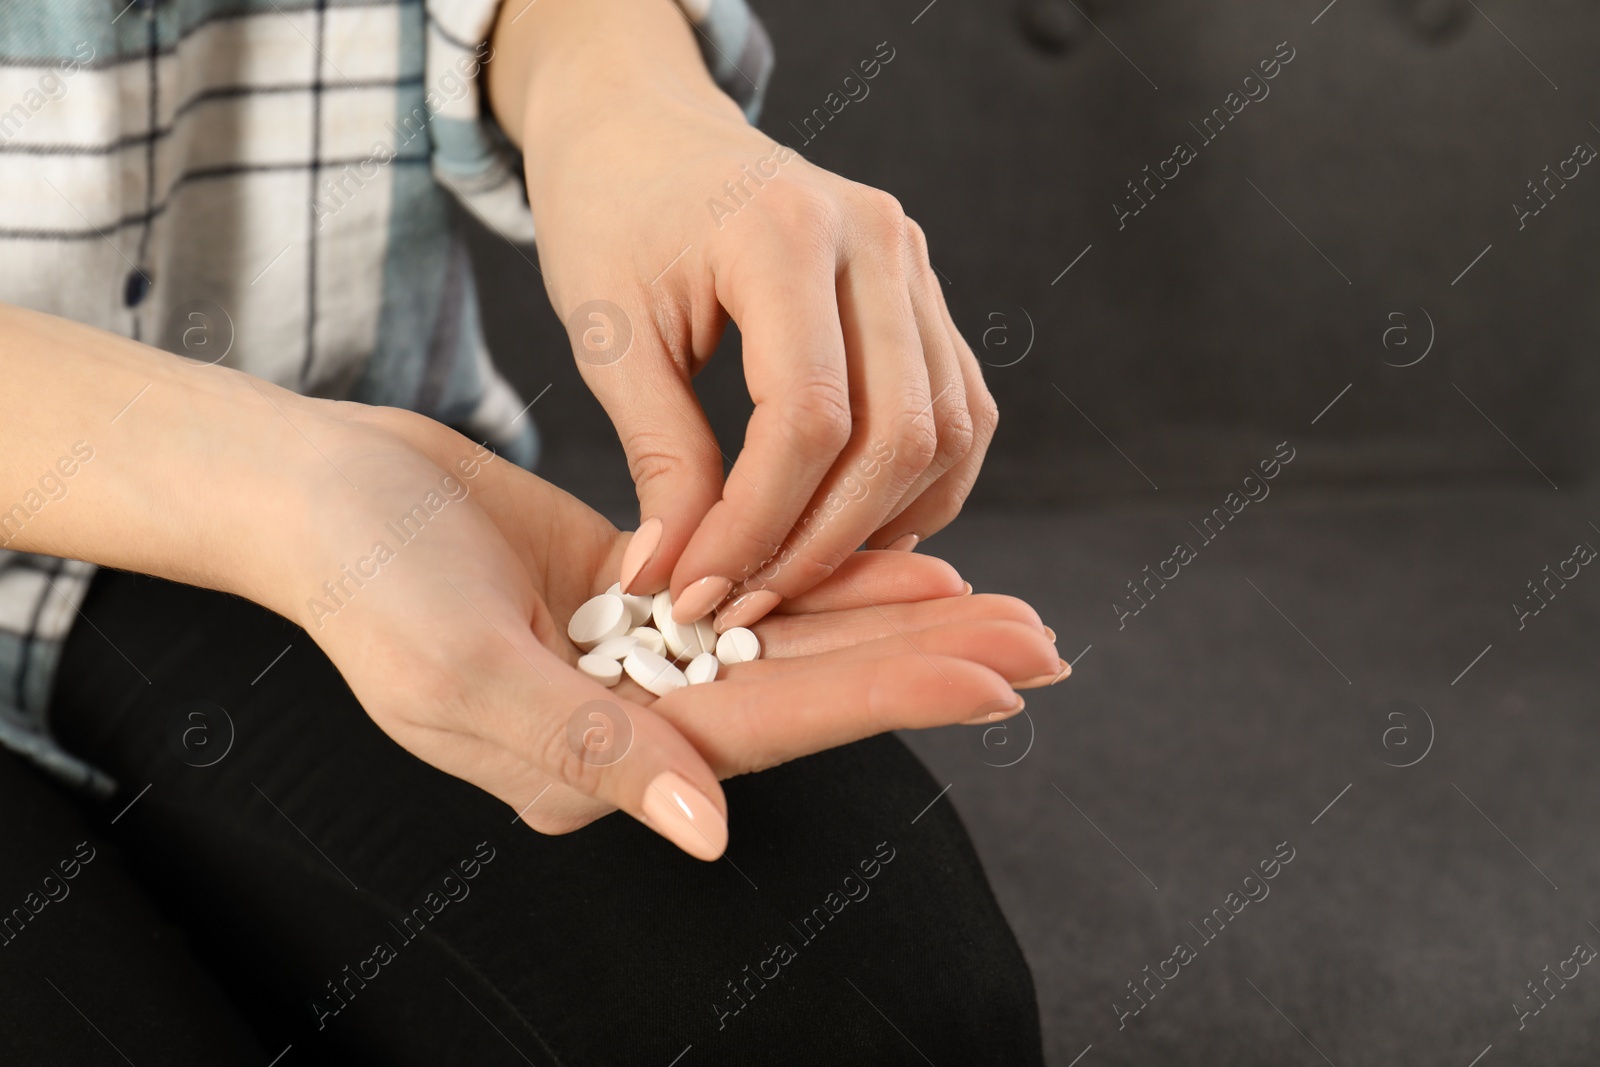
685 652 720 685
651 589 674 631
607 582 654 628
623 647 688 697
629 626 666 656
567 594 631 651
692 618 718 656
716 627 761 665
577 654 622 687
651 591 701 660
589 634 639 661
669 619 713 661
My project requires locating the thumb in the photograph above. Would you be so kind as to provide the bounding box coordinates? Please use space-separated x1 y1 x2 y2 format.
566 299 725 596
545 677 733 862
411 601 731 861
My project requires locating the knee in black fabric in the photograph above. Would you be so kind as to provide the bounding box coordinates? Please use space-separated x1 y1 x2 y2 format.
46 570 1042 1065
0 750 264 1064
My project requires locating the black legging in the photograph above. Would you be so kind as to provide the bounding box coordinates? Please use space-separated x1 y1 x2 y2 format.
2 568 1043 1065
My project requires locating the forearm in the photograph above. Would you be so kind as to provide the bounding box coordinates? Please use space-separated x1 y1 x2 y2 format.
486 0 742 156
0 303 322 608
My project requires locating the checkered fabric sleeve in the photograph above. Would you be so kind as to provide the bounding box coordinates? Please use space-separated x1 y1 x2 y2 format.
0 0 773 793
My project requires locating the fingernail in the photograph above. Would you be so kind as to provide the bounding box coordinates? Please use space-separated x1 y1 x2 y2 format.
1012 659 1070 690
714 589 782 633
641 771 728 861
672 576 733 623
1043 626 1056 642
961 582 974 596
964 695 1024 725
620 518 663 594
885 532 919 552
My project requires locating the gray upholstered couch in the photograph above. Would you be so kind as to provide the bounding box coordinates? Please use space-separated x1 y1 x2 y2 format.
469 1 1600 1061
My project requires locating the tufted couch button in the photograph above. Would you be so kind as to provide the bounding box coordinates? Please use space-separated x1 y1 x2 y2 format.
1019 0 1082 54
123 268 152 308
1395 0 1469 42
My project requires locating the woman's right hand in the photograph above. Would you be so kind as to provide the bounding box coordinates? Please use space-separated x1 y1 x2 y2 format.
266 402 1062 860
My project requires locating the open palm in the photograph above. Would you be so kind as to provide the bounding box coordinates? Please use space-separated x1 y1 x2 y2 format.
275 404 1059 859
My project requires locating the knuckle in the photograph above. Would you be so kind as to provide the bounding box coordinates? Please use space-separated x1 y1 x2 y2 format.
777 377 853 454
971 385 1000 444
904 215 930 258
533 711 609 796
625 429 707 498
861 187 905 222
860 190 908 243
889 406 940 475
628 448 679 498
934 400 976 470
770 183 841 234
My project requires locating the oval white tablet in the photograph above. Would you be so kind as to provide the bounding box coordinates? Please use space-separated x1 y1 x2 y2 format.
692 618 718 657
624 647 688 697
685 652 720 685
716 627 761 665
629 626 666 656
577 654 622 687
567 594 630 651
671 620 712 661
607 582 654 628
651 590 674 632
589 634 639 661
652 591 698 660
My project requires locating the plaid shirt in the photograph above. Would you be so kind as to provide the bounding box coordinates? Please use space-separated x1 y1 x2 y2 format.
0 0 773 792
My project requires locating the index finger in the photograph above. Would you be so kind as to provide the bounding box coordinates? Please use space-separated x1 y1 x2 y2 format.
663 228 852 623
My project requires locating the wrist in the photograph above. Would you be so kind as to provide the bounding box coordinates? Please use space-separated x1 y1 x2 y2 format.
250 402 507 634
137 368 356 617
490 0 740 156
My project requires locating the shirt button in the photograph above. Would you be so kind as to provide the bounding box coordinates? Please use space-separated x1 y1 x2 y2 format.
124 269 152 307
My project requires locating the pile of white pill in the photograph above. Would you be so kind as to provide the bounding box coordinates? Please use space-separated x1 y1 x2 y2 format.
567 581 762 696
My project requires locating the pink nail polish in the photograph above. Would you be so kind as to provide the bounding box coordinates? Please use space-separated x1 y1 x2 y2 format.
963 695 1025 725
1012 660 1070 690
713 589 782 633
885 532 919 552
641 772 727 861
672 575 733 623
620 518 663 594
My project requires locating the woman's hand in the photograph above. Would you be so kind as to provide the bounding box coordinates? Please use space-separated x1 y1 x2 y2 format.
489 0 998 632
270 403 1059 860
0 300 1054 864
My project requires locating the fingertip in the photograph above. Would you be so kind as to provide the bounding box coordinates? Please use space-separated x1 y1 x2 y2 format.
620 517 664 594
714 589 783 633
880 652 1019 726
1014 658 1070 690
672 575 734 624
963 693 1025 725
640 770 728 860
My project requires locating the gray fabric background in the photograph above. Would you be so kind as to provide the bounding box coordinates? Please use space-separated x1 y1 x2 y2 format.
465 1 1600 1062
